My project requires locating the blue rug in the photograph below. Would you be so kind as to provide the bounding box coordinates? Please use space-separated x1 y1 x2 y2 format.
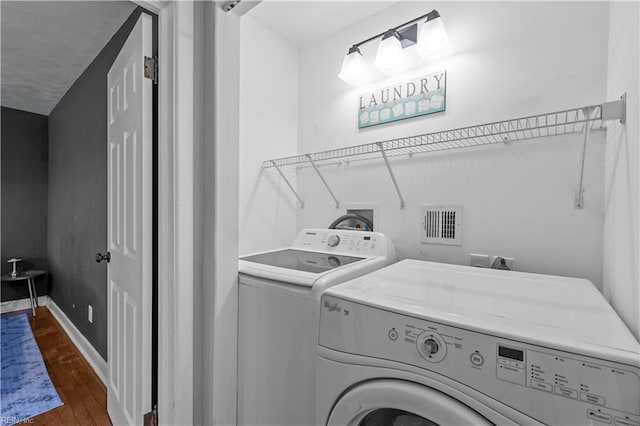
1 314 63 424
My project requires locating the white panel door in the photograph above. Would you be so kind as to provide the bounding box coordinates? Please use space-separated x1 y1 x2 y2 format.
107 13 152 426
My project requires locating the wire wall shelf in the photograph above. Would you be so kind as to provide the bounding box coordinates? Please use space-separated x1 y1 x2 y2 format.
263 96 626 210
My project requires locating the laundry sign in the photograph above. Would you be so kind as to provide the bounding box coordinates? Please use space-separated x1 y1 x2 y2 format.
358 70 446 128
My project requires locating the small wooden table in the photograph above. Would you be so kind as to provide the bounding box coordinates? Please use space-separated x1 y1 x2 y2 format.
1 270 47 316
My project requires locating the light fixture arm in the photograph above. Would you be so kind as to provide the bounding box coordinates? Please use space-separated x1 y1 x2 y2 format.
338 8 447 83
350 9 439 50
347 45 361 55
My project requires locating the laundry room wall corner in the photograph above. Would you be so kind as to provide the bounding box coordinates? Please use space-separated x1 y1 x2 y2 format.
238 13 299 254
604 1 640 339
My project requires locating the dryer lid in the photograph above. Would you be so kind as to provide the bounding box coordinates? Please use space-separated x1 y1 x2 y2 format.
240 249 364 274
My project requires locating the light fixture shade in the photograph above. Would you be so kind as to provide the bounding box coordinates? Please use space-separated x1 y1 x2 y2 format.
338 46 368 84
373 30 405 72
416 13 450 58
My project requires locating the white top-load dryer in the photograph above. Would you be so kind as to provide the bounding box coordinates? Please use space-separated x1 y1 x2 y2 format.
237 228 396 426
317 260 640 426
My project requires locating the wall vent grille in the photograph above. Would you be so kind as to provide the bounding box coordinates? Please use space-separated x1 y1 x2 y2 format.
421 206 462 245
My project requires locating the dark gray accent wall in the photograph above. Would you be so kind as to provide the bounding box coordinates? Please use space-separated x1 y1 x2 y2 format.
1 107 49 301
47 7 143 360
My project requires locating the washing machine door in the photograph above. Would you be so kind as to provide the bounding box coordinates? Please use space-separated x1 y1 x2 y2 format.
327 380 493 426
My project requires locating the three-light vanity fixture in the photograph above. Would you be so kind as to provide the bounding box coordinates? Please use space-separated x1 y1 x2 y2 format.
338 9 450 84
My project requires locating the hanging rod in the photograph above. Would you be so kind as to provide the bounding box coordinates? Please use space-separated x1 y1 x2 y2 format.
263 98 626 209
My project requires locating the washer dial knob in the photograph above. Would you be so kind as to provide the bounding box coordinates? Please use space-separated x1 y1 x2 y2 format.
327 235 340 247
423 338 439 355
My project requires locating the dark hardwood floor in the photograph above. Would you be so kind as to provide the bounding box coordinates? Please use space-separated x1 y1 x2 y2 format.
27 306 111 425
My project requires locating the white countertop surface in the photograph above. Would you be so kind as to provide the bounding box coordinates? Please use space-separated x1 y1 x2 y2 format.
325 259 640 361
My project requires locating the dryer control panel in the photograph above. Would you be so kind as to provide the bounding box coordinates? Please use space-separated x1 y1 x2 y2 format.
319 295 640 426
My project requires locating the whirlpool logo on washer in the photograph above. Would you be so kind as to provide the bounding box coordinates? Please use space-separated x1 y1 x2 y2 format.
323 299 350 316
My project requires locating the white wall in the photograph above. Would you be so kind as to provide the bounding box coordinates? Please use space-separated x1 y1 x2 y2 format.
604 1 640 339
238 14 299 255
296 1 609 287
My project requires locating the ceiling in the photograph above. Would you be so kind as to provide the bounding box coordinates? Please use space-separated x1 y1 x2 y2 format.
1 1 136 116
248 1 397 48
1 1 397 115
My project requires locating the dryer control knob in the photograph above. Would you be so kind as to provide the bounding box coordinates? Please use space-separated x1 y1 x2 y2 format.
327 235 341 247
423 338 439 355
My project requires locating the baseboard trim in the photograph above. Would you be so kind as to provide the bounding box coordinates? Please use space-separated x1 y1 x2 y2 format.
0 295 50 314
47 299 108 386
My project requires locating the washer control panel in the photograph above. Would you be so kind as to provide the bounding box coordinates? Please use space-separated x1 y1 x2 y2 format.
294 230 385 255
319 295 640 426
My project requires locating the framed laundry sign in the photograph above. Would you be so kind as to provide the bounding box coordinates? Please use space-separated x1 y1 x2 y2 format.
358 70 446 128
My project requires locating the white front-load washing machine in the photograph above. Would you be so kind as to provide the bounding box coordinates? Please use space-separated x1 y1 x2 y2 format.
317 260 640 425
237 228 396 426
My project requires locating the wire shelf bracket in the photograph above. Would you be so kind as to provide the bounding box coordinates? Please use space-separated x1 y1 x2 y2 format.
377 142 406 209
601 93 626 124
271 161 304 208
306 154 340 209
263 97 626 210
575 94 625 209
574 107 595 209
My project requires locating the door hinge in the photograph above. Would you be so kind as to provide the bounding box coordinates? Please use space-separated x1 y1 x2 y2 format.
144 56 158 84
223 0 241 12
143 405 158 426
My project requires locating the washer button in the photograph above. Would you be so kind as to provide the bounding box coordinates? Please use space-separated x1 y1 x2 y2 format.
615 417 640 426
530 380 553 392
581 392 606 406
388 328 398 341
470 352 484 366
587 410 612 424
554 385 578 399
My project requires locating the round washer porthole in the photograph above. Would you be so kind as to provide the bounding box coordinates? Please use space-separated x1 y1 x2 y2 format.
327 380 493 426
359 408 437 426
